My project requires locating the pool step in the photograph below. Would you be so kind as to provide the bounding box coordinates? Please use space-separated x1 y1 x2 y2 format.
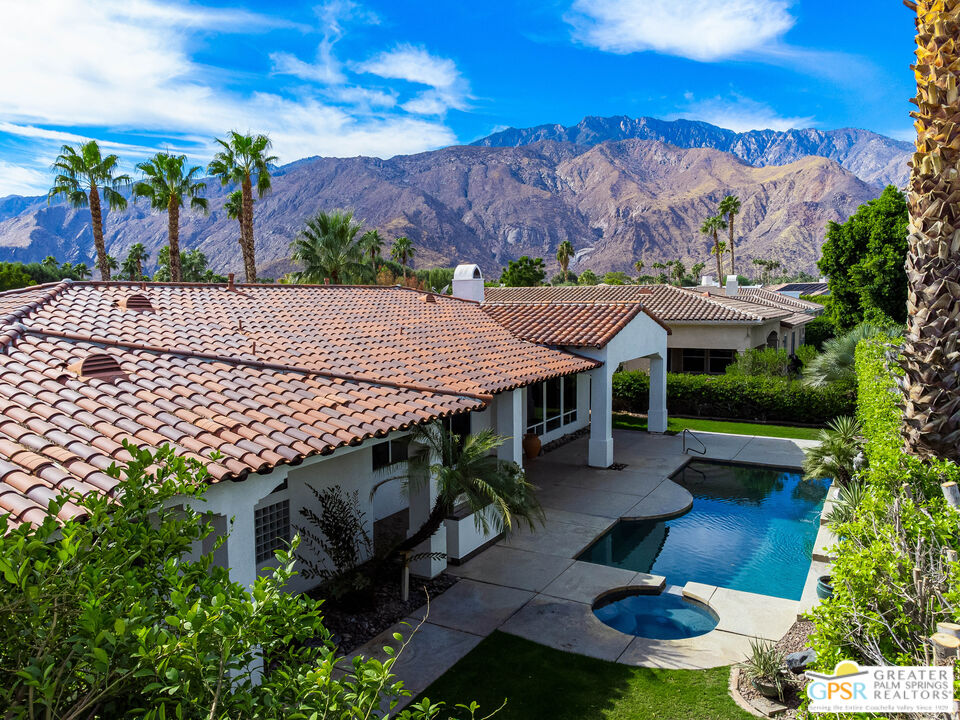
811 525 837 563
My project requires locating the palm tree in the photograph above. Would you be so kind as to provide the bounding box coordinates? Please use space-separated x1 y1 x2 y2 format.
291 210 369 284
669 258 686 286
634 259 644 278
718 195 742 276
556 240 575 282
391 236 415 279
360 229 384 274
48 141 131 280
121 243 150 280
690 261 706 284
701 215 728 280
803 416 861 488
803 323 904 388
73 263 90 280
899 0 960 459
380 425 542 571
224 189 245 259
207 132 277 284
132 154 208 283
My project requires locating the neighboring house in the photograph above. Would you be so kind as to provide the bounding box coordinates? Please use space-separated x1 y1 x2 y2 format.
0 271 668 589
486 277 823 376
766 281 831 298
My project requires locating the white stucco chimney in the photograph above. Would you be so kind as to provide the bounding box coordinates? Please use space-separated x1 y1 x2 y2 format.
725 274 739 296
453 263 485 303
700 274 717 287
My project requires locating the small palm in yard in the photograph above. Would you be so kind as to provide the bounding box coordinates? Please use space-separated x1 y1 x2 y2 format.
132 153 208 283
803 416 861 487
802 323 903 387
291 209 370 284
48 140 131 280
391 236 416 279
556 240 575 282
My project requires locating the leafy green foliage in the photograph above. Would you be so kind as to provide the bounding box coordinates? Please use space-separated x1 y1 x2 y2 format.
809 337 960 686
600 271 631 285
154 246 226 282
612 371 854 424
724 348 790 377
803 316 836 350
576 269 599 285
740 638 787 699
802 322 903 388
291 210 372 284
818 186 908 330
0 444 486 719
499 256 545 286
803 416 862 487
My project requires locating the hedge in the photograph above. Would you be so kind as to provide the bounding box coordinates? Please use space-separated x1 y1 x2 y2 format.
612 370 854 425
808 337 960 707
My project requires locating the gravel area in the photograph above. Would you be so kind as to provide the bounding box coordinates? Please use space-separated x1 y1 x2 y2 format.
313 563 459 653
737 619 815 718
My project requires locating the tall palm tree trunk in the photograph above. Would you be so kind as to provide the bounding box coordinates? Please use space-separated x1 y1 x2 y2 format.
714 232 723 279
167 196 182 283
241 177 257 283
728 216 736 276
900 0 960 460
89 184 110 280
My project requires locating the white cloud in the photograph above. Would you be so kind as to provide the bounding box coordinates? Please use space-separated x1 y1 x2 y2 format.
566 0 795 61
0 0 461 196
671 94 814 132
0 160 50 196
356 45 469 114
271 41 346 85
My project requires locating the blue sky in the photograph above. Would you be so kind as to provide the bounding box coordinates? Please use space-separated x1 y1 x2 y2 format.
0 0 915 196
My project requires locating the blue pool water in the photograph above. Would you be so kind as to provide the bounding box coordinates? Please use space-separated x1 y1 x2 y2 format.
579 461 830 600
593 590 718 639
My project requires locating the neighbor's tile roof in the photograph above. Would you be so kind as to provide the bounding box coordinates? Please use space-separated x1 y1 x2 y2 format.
485 285 653 304
768 282 830 296
639 285 773 323
483 302 647 348
0 281 597 527
737 287 824 312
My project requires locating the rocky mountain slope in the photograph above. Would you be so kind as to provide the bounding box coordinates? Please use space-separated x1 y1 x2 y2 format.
474 116 912 189
0 132 884 278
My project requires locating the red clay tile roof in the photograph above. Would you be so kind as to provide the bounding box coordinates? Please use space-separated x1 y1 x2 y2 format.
482 302 648 348
0 281 598 527
737 287 825 312
485 285 654 304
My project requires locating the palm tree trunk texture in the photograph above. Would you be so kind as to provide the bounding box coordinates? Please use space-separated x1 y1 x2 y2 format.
167 197 182 283
714 232 723 279
241 177 257 283
88 184 110 281
900 0 960 460
728 215 736 276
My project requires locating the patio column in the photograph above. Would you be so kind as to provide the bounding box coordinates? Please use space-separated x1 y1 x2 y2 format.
648 352 668 433
496 388 524 468
588 363 614 468
408 442 447 578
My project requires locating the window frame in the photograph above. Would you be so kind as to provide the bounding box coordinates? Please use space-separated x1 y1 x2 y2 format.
525 375 579 435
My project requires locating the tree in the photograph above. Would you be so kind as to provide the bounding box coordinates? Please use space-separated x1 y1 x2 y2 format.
601 271 631 285
132 153 208 283
155 246 225 283
391 236 415 279
802 322 903 388
224 188 245 262
385 425 542 562
718 194 742 275
650 262 669 285
550 271 577 285
752 258 783 285
689 261 706 284
207 132 277 284
577 268 599 285
556 240 575 282
700 215 727 279
0 263 33 291
803 416 861 488
73 262 90 280
899 0 960 459
48 141 130 280
817 186 908 331
634 259 644 277
0 444 485 719
291 210 370 284
710 240 728 279
361 229 385 274
499 256 546 286
121 242 150 280
668 259 686 286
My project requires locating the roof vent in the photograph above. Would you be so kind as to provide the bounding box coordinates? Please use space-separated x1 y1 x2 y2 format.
118 293 154 312
422 293 437 304
67 353 126 382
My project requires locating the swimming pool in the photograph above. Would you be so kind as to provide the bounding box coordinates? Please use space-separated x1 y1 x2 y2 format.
593 588 719 639
578 460 829 600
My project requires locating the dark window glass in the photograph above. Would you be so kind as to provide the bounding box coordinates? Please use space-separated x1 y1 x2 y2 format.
682 349 706 373
372 441 391 471
545 378 562 431
527 381 544 433
708 350 735 374
390 439 409 463
563 375 577 413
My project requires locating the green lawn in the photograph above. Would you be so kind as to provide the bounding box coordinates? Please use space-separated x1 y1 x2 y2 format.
613 413 823 441
417 632 752 720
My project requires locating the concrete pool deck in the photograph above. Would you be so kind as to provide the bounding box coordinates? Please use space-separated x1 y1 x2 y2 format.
345 430 828 711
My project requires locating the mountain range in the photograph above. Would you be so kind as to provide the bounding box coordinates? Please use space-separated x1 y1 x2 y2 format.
0 116 911 278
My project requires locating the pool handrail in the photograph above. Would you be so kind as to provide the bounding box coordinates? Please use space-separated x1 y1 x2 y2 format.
682 428 706 455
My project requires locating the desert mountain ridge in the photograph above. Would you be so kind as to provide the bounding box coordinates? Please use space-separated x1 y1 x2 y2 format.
0 116 903 278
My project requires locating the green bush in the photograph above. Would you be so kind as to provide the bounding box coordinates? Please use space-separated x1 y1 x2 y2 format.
804 315 836 350
612 371 854 424
725 348 790 377
808 337 960 700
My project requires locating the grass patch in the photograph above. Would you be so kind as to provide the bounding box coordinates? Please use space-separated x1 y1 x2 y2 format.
417 632 751 720
613 413 822 441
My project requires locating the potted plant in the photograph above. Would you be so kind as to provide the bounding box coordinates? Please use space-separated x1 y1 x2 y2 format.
816 574 834 600
741 638 788 700
522 432 541 459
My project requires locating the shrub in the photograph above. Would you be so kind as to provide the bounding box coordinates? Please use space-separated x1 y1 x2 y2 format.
808 337 960 696
725 348 790 377
804 316 836 350
612 371 854 424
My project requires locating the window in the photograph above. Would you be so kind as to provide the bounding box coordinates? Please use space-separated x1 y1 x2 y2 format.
254 499 290 563
526 375 578 435
372 439 409 471
707 349 735 374
681 349 706 373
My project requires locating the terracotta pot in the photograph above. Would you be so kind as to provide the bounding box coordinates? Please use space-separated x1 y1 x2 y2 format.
522 433 541 459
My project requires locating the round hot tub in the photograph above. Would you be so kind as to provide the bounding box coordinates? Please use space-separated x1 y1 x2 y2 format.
593 588 718 640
